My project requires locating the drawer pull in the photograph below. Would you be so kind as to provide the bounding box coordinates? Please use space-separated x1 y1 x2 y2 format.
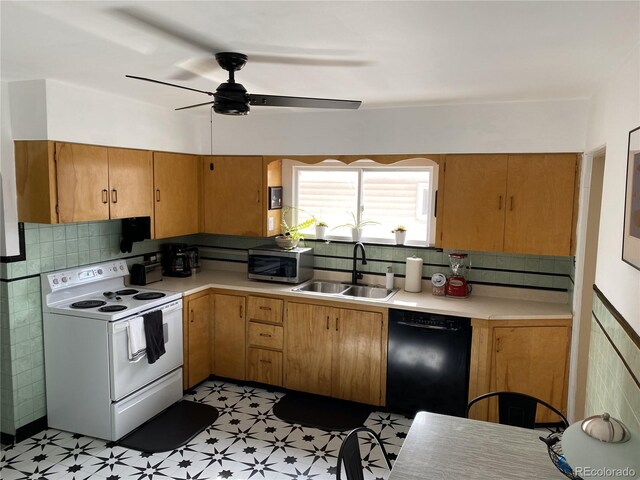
259 306 272 311
259 359 272 364
259 333 272 337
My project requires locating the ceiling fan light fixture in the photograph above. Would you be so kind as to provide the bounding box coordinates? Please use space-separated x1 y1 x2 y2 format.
214 82 250 115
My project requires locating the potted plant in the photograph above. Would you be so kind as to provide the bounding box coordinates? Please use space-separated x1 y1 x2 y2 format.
277 207 316 249
315 221 328 240
334 212 379 242
392 225 407 245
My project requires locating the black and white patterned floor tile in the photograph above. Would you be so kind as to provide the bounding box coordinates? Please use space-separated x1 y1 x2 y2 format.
1 380 411 480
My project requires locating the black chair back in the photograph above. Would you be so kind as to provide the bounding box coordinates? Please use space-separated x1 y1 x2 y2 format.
466 391 569 430
336 427 392 480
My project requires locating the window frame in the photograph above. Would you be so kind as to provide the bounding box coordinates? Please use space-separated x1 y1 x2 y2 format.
291 162 437 246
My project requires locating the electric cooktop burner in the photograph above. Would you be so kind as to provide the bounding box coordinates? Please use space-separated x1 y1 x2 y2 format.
99 305 128 312
71 300 107 309
133 292 166 301
116 289 139 296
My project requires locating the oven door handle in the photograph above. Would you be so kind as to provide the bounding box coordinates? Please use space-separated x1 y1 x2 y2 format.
114 322 170 343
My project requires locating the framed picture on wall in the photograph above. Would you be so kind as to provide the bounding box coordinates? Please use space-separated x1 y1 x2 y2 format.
269 186 283 210
622 125 640 270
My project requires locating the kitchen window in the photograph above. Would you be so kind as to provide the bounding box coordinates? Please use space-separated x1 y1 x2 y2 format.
291 160 437 246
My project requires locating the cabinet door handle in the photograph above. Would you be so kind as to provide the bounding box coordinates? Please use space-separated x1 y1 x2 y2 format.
256 190 260 203
239 304 243 318
259 359 272 364
335 317 339 331
259 306 272 311
326 316 330 330
111 189 118 204
496 337 501 353
102 189 108 204
510 196 514 211
190 310 194 323
498 195 503 210
259 333 272 337
156 189 161 202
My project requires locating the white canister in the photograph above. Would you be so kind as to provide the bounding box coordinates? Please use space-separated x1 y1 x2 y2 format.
404 257 423 293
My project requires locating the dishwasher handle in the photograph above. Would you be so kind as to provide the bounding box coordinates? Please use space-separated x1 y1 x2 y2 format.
396 320 461 332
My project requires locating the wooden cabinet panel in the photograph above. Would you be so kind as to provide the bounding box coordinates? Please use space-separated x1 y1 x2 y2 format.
56 143 110 222
15 141 58 224
441 155 508 252
153 152 200 238
247 296 283 324
492 325 570 423
213 294 246 380
332 309 383 405
248 322 283 350
285 303 333 396
503 154 577 255
203 156 264 236
108 148 153 220
186 294 212 388
247 348 282 386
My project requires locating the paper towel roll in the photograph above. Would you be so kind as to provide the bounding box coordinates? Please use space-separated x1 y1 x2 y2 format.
404 257 423 293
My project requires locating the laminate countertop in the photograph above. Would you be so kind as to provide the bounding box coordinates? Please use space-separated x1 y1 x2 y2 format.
145 266 572 320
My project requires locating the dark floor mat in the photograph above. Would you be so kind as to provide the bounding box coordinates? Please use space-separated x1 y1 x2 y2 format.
118 401 219 453
273 392 372 431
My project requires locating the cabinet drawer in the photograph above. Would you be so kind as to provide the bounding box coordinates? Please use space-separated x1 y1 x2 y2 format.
248 296 283 324
248 322 283 350
247 348 282 386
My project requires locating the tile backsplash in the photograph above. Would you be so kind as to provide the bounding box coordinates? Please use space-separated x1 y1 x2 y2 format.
1 223 574 438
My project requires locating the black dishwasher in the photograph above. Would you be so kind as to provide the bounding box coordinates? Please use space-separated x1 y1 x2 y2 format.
386 309 472 417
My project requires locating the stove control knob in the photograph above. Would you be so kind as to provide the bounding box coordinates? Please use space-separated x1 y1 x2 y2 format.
97 269 103 275
119 265 124 270
52 278 59 285
61 277 67 283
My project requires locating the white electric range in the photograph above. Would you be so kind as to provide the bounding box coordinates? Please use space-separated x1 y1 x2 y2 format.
41 260 184 441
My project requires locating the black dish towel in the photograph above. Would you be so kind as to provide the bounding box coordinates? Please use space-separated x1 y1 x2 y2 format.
143 310 165 364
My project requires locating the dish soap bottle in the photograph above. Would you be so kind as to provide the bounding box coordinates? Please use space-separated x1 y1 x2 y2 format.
386 266 394 289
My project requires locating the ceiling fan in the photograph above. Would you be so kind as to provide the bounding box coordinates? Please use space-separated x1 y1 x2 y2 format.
127 52 362 115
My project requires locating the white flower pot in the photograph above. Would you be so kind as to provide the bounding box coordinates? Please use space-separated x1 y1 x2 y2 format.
352 228 362 242
394 230 407 245
315 225 327 240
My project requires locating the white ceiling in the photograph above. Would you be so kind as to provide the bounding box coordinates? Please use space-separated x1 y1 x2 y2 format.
1 1 638 115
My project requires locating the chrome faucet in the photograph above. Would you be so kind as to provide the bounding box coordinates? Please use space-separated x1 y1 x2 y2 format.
352 242 368 285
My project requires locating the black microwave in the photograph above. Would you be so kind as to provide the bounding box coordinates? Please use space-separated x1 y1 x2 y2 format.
247 245 314 284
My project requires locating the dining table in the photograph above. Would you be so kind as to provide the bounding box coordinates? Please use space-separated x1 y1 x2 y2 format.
387 411 566 479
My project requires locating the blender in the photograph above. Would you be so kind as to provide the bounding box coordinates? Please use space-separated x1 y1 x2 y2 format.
446 253 471 298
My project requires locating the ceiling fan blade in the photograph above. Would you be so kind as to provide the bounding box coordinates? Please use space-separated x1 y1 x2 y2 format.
248 54 371 67
126 75 214 96
249 94 361 110
175 101 216 111
112 7 227 53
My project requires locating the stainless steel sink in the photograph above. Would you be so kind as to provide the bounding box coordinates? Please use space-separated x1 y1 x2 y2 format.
293 281 398 302
342 285 396 300
294 281 350 294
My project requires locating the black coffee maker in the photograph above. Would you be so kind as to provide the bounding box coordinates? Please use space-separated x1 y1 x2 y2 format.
161 243 192 278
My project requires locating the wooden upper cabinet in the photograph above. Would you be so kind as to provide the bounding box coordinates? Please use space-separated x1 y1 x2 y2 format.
203 156 282 236
15 141 58 224
440 153 578 256
441 155 508 252
503 154 577 256
153 152 200 238
55 143 110 223
107 148 153 220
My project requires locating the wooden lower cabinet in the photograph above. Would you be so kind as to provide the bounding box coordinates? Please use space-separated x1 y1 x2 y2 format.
284 301 387 406
183 291 212 389
468 318 571 424
247 348 283 386
213 293 246 380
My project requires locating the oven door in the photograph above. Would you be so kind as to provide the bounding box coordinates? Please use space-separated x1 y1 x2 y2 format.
108 299 183 401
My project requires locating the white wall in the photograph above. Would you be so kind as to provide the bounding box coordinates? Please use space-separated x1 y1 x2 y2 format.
211 99 589 155
585 45 640 331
